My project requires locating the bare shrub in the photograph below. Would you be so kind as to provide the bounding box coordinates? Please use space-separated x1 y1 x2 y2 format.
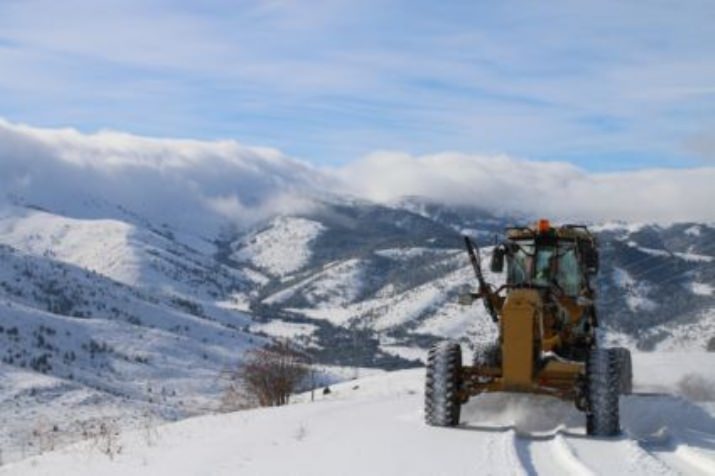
30 419 58 453
78 418 123 460
678 373 715 401
221 342 310 410
219 378 258 412
141 410 160 447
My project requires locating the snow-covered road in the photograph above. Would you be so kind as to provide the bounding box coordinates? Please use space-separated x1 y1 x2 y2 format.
2 353 714 475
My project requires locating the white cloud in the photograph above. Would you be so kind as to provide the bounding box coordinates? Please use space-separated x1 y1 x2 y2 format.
0 119 330 235
1 120 713 231
338 151 715 224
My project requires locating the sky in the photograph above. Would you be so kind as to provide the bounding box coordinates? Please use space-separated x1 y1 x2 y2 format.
1 0 714 171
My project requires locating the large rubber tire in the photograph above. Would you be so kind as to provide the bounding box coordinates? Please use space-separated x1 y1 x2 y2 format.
612 347 633 395
425 341 462 427
586 348 621 436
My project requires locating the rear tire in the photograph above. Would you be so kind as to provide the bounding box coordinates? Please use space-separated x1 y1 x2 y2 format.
586 348 621 436
425 341 462 427
612 347 633 395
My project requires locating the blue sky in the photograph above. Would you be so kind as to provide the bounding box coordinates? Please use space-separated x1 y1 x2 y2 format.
1 0 714 170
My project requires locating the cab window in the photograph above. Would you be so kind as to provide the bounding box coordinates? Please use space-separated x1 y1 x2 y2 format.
533 247 556 287
507 242 533 286
556 245 581 295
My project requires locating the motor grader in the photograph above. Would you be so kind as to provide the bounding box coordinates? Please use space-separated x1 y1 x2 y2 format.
424 220 632 436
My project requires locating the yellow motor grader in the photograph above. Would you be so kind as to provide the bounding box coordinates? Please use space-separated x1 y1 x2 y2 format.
424 220 632 436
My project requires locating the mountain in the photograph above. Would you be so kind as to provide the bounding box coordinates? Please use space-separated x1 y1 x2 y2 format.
235 198 715 359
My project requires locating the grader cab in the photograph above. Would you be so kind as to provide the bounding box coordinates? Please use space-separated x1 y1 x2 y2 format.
425 220 632 436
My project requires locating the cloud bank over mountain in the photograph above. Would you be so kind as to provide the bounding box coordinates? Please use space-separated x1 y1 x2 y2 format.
0 119 329 235
339 151 715 223
1 119 713 229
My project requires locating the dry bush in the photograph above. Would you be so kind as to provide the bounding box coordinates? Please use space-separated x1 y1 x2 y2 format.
78 418 123 460
30 419 59 453
221 342 310 411
141 409 160 447
219 379 258 412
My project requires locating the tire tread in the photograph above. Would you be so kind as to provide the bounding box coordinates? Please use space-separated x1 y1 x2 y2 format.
425 341 462 427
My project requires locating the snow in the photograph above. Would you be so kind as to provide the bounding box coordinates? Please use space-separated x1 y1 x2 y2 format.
379 345 427 363
231 216 325 276
591 222 647 234
262 258 365 307
3 352 715 476
612 267 658 312
688 282 714 296
374 247 456 260
0 207 144 285
0 206 252 300
286 249 502 336
216 293 253 312
626 242 671 258
249 320 318 339
370 285 444 330
0 229 261 464
288 306 356 326
289 278 447 331
622 241 712 263
673 251 713 263
650 310 715 351
685 225 702 237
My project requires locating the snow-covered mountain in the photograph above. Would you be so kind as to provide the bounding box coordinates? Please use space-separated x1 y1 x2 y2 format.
0 205 267 462
234 198 715 359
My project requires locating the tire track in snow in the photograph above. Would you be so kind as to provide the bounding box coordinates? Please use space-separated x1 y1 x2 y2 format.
563 433 680 476
483 429 528 476
643 434 715 476
479 428 595 476
521 433 595 476
621 392 715 476
513 435 538 475
670 443 715 475
512 430 682 476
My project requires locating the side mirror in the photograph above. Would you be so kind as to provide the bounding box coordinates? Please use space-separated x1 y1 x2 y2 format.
458 293 476 306
490 246 505 273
